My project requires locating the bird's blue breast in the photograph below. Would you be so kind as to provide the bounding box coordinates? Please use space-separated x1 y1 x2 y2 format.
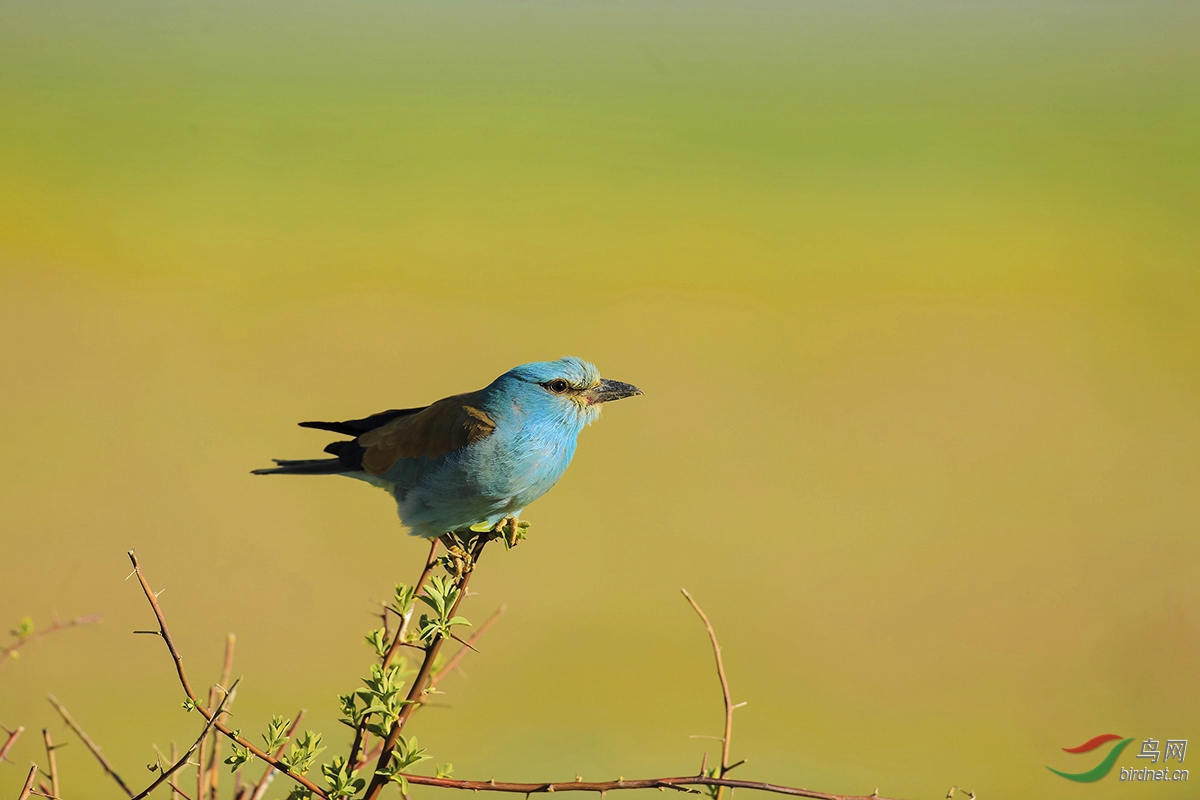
376 377 588 537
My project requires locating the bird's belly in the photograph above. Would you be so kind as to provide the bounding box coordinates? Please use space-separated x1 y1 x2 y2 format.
382 439 574 537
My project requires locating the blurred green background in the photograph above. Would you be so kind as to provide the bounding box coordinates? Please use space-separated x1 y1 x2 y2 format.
1 1 1198 798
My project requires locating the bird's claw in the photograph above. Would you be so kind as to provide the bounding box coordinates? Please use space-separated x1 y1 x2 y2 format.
438 517 531 576
438 533 475 578
494 515 530 549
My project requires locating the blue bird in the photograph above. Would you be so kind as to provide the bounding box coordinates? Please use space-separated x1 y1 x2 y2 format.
253 357 642 541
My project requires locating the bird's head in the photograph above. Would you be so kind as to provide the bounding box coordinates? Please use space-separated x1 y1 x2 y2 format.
499 356 642 425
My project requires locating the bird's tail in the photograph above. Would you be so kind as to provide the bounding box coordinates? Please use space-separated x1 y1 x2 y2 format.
251 458 346 476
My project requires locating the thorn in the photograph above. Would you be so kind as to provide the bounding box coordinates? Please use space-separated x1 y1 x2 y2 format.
124 569 138 582
154 588 166 598
575 776 582 782
700 752 708 775
731 702 748 709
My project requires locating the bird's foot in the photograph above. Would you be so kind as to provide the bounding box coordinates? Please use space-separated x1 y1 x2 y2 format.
438 533 475 578
494 515 530 549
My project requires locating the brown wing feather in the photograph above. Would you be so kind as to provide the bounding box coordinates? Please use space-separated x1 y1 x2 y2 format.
357 391 496 475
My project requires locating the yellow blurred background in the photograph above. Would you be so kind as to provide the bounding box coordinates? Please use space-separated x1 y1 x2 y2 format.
1 2 1197 798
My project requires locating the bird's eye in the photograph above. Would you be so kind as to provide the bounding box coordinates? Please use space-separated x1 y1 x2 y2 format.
546 379 571 394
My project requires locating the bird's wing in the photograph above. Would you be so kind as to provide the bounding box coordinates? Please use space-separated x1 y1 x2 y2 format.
299 407 427 436
355 391 497 475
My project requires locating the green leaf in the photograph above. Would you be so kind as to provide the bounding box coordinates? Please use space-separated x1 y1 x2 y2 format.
322 756 366 799
364 627 390 659
262 715 291 753
391 583 417 616
224 742 253 772
280 731 324 776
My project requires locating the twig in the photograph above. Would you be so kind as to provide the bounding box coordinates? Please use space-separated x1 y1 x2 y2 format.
17 764 38 800
125 551 330 798
41 730 60 798
0 725 24 762
681 589 735 800
427 605 506 693
344 604 514 768
394 773 902 800
47 694 134 797
206 633 237 800
196 701 207 800
132 679 239 800
347 539 440 771
1 614 102 667
246 710 305 800
386 540 441 672
125 549 910 800
362 535 489 800
154 743 195 800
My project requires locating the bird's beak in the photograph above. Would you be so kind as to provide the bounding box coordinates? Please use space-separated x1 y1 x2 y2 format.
584 378 643 405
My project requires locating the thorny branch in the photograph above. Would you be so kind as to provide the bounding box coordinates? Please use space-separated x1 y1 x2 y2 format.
47 694 134 797
427 605 505 694
352 602 505 772
362 533 491 800
1 614 102 668
203 633 237 800
681 589 739 800
41 729 60 799
153 742 195 800
132 678 240 800
347 539 441 772
395 774 902 800
126 549 331 799
0 725 24 763
0 543 920 800
243 710 305 800
16 764 37 800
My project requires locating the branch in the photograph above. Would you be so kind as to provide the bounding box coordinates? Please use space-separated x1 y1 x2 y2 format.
0 725 24 763
362 534 490 800
352 603 508 770
16 764 37 800
681 588 736 798
348 539 440 771
153 743 195 800
203 633 237 800
125 548 914 800
125 550 331 799
396 773 902 800
132 679 239 800
1 614 102 667
41 730 60 799
47 694 134 797
427 604 505 693
245 710 305 800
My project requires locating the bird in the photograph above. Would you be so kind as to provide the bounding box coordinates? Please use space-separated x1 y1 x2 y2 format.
253 356 642 542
